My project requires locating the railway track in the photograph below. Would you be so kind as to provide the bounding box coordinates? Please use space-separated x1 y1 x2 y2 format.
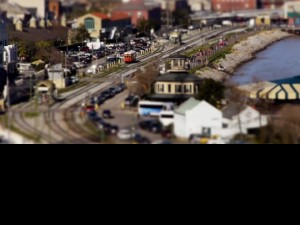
9 27 243 144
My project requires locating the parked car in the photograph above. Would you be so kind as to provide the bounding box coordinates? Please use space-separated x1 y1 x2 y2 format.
102 110 114 119
117 129 134 141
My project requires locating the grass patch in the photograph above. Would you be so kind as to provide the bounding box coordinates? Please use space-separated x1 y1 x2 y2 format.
58 81 89 94
208 46 233 64
189 65 204 74
24 112 40 118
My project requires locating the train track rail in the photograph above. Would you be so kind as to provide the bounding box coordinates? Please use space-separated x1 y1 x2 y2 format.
9 27 243 144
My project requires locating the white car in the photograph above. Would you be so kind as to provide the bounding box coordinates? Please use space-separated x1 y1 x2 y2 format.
70 76 79 84
117 129 134 141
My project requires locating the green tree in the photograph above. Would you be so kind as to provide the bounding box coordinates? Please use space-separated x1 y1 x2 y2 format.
36 41 55 64
195 79 225 108
71 25 91 44
10 39 37 62
173 9 190 27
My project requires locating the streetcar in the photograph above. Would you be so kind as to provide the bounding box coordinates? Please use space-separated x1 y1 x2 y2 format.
124 50 137 63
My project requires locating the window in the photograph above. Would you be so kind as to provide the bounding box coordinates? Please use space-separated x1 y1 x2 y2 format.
160 84 165 93
175 85 182 93
173 59 179 67
85 18 95 30
168 85 171 93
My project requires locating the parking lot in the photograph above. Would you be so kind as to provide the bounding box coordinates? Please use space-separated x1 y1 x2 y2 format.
96 90 165 144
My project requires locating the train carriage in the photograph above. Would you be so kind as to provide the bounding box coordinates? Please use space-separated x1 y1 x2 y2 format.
124 50 137 63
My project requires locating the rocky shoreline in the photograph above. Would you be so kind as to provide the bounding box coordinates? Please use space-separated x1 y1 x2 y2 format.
196 30 293 82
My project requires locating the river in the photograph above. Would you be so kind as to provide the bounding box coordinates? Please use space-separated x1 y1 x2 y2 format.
231 36 300 85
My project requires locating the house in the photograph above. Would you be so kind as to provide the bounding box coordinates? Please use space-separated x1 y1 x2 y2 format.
211 0 257 13
0 2 32 23
7 0 48 19
222 103 268 138
174 98 223 138
48 64 67 89
76 12 131 40
148 54 203 103
114 0 161 27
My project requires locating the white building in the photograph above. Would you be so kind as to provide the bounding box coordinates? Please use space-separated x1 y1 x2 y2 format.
188 0 212 12
174 98 269 140
222 103 268 139
0 20 8 69
4 45 17 64
7 0 48 19
174 98 223 138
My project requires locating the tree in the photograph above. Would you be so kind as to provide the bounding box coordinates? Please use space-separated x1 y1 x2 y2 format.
196 79 225 108
259 105 300 144
137 19 160 35
135 60 160 95
71 25 91 44
173 9 190 27
10 39 37 62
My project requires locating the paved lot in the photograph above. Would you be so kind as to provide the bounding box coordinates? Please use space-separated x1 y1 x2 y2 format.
97 90 164 144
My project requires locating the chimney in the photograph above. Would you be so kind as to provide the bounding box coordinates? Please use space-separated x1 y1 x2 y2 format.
30 17 37 28
61 14 67 27
15 20 23 31
40 19 46 28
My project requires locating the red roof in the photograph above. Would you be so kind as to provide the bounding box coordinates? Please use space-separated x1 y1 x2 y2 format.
92 12 110 20
91 12 130 21
111 12 130 21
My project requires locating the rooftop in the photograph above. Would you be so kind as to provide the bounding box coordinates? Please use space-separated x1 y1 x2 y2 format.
156 72 203 83
222 103 247 120
91 12 130 21
175 97 200 115
10 26 68 43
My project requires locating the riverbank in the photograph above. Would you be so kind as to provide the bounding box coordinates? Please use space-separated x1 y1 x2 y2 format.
196 30 293 82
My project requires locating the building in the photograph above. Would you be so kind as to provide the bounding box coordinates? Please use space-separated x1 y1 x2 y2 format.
148 55 203 102
115 0 161 27
259 0 285 9
48 0 62 20
7 0 48 19
0 2 32 23
173 98 269 140
0 19 8 109
174 98 223 138
211 0 257 13
188 0 212 12
76 12 131 40
283 1 300 25
161 0 191 12
222 103 268 138
0 20 8 69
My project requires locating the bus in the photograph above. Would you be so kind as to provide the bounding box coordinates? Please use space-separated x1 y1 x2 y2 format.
124 50 137 63
138 101 174 117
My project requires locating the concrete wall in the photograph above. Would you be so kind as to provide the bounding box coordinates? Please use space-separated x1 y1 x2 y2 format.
8 0 47 18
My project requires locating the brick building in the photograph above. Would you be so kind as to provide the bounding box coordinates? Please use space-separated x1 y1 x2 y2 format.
212 0 257 12
114 0 161 27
